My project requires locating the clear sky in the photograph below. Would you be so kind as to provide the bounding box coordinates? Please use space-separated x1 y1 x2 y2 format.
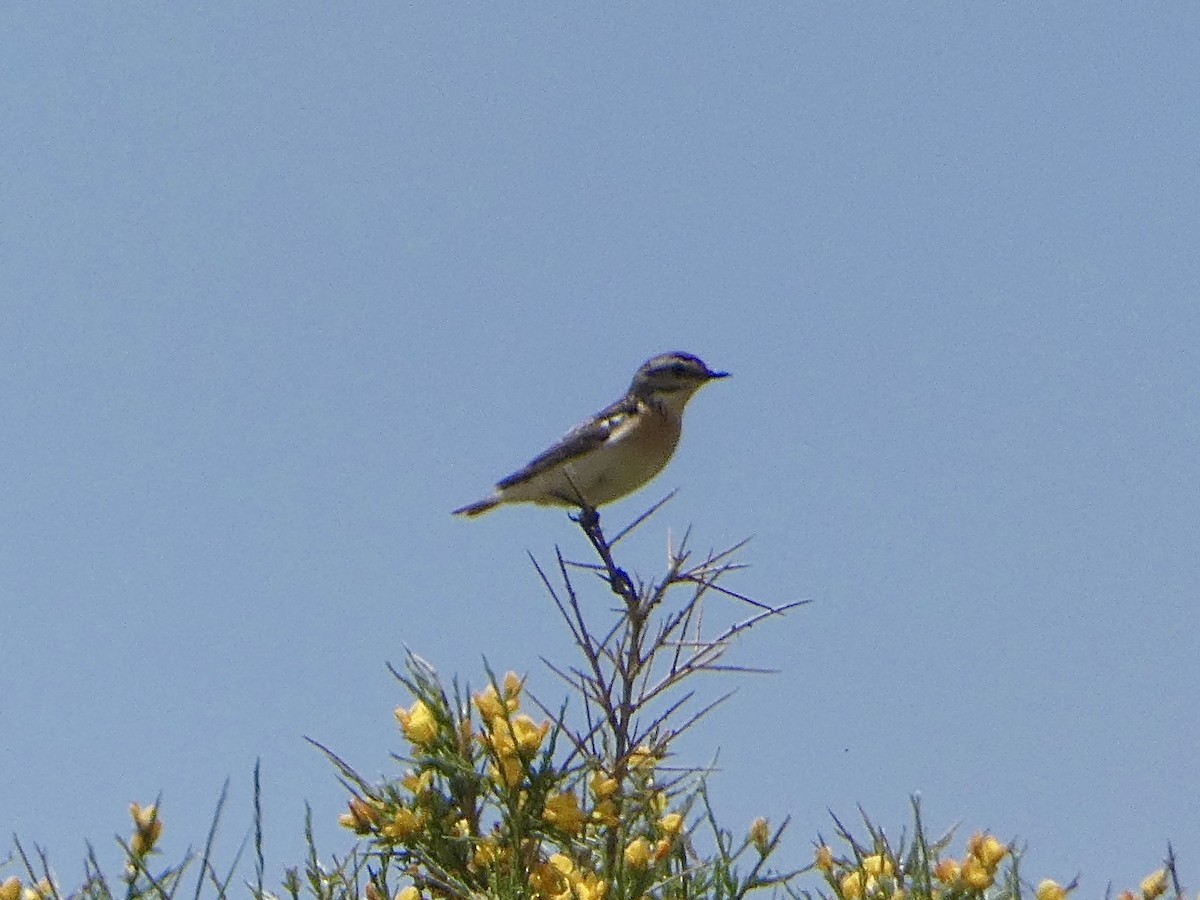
3 4 1198 894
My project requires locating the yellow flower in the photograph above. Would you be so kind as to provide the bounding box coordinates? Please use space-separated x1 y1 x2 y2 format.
961 855 993 890
841 871 865 900
590 772 620 799
749 817 770 854
571 869 608 900
339 796 381 833
933 859 960 884
653 838 672 863
503 671 524 699
490 756 525 789
380 807 425 841
529 857 572 900
402 769 434 795
814 844 834 874
549 854 574 873
473 678 521 721
474 685 507 721
1141 870 1168 900
452 818 471 838
130 802 158 831
471 836 508 871
624 837 652 869
863 854 894 878
0 878 22 900
544 791 585 836
511 714 550 754
1037 880 1068 900
129 802 162 856
131 829 160 857
628 745 659 771
591 798 620 828
395 700 438 747
659 812 684 837
484 714 549 759
972 834 1008 870
396 888 421 900
19 881 53 900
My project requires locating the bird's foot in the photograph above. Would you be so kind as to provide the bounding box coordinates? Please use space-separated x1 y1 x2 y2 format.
571 504 601 530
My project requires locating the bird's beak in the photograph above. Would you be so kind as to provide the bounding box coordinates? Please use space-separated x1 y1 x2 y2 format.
708 369 730 379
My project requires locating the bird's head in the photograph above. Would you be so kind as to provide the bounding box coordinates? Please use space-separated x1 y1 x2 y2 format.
629 352 729 407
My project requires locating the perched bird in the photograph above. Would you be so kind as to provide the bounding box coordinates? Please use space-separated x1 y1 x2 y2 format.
453 352 729 517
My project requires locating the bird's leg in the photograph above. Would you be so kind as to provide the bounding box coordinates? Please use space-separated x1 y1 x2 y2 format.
571 505 636 604
576 504 600 530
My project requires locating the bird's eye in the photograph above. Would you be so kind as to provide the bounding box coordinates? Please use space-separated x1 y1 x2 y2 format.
670 363 686 375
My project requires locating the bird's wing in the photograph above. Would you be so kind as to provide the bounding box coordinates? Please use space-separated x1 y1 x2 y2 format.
495 396 638 489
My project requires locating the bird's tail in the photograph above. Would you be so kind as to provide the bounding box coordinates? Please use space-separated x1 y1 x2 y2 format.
452 496 500 517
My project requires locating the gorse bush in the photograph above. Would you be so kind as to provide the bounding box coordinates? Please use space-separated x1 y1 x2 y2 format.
319 500 802 900
2 502 1186 900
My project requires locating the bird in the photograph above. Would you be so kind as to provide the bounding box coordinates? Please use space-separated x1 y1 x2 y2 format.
453 352 729 517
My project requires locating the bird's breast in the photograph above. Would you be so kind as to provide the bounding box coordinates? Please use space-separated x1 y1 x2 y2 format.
567 404 682 505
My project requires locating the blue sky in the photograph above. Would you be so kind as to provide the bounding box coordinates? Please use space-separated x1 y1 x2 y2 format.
3 4 1198 894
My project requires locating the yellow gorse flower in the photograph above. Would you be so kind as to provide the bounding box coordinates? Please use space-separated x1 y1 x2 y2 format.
510 714 550 753
528 854 608 900
862 854 894 878
1141 869 1168 900
572 870 608 900
970 833 1008 870
470 835 509 871
529 855 573 900
395 888 421 900
502 671 524 698
473 675 522 721
627 745 659 772
473 686 508 721
623 837 651 869
840 871 865 900
591 798 619 828
395 700 439 747
0 878 22 900
402 769 434 795
483 714 550 758
543 791 586 835
590 771 619 799
961 855 993 890
653 838 673 863
339 796 381 833
658 812 684 837
490 755 525 789
749 817 770 853
1037 880 1068 900
129 802 163 856
814 844 834 874
933 859 960 884
381 807 426 841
